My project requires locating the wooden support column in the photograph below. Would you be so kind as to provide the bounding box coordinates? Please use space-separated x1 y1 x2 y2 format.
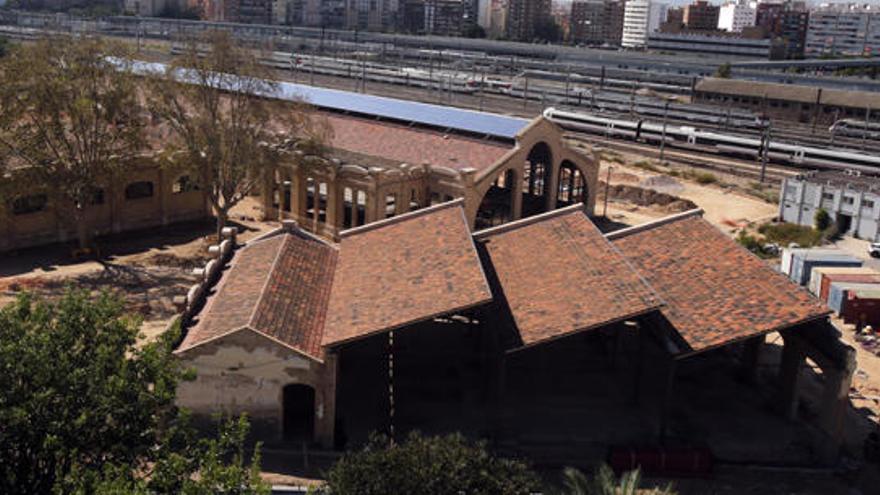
740 334 764 384
632 322 644 405
778 336 805 421
658 357 677 444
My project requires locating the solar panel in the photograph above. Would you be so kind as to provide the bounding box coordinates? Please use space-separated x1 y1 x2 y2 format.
128 60 529 140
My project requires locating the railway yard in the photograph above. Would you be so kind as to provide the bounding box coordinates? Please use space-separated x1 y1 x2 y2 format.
4 10 880 494
3 11 880 183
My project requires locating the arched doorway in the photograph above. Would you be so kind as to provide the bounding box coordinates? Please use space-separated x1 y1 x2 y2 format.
523 142 553 218
475 168 517 230
283 384 315 443
556 160 588 208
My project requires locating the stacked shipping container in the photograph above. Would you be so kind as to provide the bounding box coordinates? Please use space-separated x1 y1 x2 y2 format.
786 249 863 286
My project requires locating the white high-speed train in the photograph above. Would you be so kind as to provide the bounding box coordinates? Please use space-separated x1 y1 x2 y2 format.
544 107 880 173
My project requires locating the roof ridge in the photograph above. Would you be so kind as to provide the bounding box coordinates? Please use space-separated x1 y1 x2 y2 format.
604 208 704 240
339 198 465 238
248 234 290 329
472 203 586 240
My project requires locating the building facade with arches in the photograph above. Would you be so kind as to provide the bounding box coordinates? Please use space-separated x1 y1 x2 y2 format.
262 112 599 239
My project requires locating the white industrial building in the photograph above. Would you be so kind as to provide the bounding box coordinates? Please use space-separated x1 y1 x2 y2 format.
717 0 756 32
622 0 667 48
779 171 880 242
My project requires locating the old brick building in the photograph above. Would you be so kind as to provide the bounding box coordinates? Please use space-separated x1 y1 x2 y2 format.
0 162 210 253
175 204 855 465
261 83 599 239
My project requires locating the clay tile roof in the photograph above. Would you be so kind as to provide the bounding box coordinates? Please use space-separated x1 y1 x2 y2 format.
178 231 337 361
322 113 512 171
322 202 493 347
476 207 663 349
610 212 829 354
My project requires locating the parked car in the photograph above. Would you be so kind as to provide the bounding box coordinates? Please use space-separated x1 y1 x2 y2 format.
869 243 880 258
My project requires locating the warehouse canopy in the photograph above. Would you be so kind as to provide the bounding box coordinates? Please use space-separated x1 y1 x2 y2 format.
608 210 830 355
322 200 493 347
177 205 832 360
475 205 662 350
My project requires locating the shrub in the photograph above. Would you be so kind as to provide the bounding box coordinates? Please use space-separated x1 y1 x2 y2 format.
632 160 661 173
325 432 541 495
737 230 766 255
758 222 823 247
692 171 718 185
815 208 832 232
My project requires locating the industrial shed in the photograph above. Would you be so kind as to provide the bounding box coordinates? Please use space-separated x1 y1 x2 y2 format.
694 77 880 125
174 203 855 465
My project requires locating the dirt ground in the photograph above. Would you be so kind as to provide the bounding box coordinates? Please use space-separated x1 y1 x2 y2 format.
591 149 779 237
0 196 276 341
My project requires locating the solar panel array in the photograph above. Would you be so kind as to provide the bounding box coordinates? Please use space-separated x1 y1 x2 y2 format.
129 59 529 140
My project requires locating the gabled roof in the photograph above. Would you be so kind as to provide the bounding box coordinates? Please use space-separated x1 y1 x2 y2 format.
322 201 493 347
475 205 663 350
177 230 337 361
609 210 830 354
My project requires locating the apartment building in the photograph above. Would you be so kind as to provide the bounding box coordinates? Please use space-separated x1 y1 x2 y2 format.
505 0 551 40
570 0 626 46
717 0 756 32
682 0 718 31
622 0 666 48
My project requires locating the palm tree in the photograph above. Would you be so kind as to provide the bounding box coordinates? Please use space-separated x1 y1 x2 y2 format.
557 464 677 495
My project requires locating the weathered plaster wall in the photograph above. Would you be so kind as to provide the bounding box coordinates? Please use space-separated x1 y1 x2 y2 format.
175 328 336 447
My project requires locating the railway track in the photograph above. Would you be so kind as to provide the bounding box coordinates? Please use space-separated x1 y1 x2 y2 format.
566 134 795 184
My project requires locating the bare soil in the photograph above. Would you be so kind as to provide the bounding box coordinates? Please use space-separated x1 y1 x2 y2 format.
0 197 277 341
596 155 778 236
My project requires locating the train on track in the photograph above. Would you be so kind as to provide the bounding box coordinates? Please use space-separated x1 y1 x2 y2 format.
829 119 880 140
544 107 880 174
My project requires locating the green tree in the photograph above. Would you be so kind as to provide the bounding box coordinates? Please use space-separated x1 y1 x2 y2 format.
149 31 325 239
0 37 146 250
326 431 541 495
0 290 179 493
815 207 832 232
715 62 732 78
66 415 270 495
0 290 268 494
